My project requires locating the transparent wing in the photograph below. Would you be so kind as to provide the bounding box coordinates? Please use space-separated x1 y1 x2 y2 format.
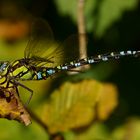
24 18 58 64
24 18 80 67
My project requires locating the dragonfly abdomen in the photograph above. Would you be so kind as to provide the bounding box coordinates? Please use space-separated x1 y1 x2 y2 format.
56 50 140 70
34 68 59 80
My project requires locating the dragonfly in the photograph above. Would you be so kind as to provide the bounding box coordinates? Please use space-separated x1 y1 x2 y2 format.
0 18 140 104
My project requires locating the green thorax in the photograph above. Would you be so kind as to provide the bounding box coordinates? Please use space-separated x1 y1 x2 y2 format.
9 59 34 80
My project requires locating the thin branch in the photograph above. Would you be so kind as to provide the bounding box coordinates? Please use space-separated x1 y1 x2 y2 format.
27 108 49 133
77 0 89 69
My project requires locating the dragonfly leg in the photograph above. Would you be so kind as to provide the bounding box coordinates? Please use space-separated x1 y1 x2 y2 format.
10 80 33 105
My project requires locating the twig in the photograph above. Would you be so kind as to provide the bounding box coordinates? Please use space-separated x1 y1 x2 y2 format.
27 108 49 133
77 0 89 69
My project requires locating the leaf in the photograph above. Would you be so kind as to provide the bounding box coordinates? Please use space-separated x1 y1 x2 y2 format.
111 118 140 140
96 83 118 120
0 87 31 126
74 122 109 140
54 0 77 21
38 79 118 134
92 0 138 37
54 0 138 37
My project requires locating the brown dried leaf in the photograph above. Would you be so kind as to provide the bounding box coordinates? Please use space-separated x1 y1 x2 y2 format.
0 87 31 126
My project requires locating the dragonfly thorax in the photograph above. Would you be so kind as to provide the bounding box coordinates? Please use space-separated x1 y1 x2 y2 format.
8 59 34 80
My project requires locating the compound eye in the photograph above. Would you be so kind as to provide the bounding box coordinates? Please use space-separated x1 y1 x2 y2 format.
0 62 9 75
2 67 6 71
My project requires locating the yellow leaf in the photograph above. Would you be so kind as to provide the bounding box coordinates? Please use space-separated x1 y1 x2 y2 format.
96 83 118 120
39 80 118 134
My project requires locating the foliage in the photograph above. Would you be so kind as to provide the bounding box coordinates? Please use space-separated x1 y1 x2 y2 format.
0 0 140 140
54 0 138 37
38 80 118 134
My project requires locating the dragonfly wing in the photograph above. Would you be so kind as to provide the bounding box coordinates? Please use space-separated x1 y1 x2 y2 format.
39 34 80 67
24 18 54 61
24 18 80 67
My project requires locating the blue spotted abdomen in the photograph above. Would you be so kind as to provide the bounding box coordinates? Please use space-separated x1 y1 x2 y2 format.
34 68 58 80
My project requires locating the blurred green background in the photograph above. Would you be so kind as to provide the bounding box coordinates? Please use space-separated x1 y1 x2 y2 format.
0 0 140 139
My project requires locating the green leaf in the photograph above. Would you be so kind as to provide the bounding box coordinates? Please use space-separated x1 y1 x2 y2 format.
54 0 138 37
111 118 140 140
75 122 109 140
92 0 138 37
